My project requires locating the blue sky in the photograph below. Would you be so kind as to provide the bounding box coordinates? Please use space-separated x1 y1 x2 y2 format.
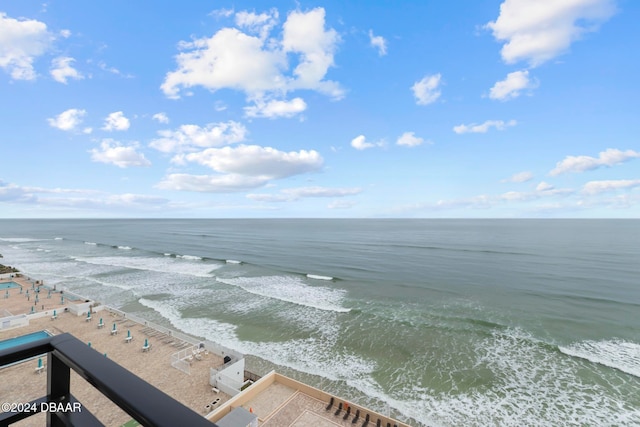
1 0 638 218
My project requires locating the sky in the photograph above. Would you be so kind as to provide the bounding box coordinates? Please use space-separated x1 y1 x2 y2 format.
0 0 639 218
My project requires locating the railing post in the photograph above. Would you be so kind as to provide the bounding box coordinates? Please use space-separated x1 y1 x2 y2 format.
47 351 71 427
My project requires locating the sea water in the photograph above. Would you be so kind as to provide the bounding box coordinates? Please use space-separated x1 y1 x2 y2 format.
0 219 638 426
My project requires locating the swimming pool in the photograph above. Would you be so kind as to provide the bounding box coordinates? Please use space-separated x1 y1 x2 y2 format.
0 282 21 290
0 331 51 352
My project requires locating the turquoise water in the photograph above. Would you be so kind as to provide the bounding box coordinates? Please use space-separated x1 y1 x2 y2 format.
0 282 20 290
0 330 50 351
0 219 639 426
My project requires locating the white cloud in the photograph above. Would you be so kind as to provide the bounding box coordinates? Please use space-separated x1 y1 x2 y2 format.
50 56 83 84
161 7 342 101
0 12 52 80
247 186 361 202
59 29 71 38
157 173 269 192
453 119 516 134
102 111 130 131
90 139 151 168
244 97 307 119
152 112 169 124
369 30 387 56
47 108 86 131
235 8 279 40
489 70 537 100
486 0 616 67
149 121 247 153
351 135 384 150
549 148 640 176
183 145 323 178
536 181 555 191
210 8 235 19
581 179 640 194
411 74 442 105
502 171 533 183
396 132 425 147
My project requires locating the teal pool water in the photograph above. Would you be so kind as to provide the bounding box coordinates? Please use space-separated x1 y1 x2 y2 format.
0 331 50 352
0 282 21 290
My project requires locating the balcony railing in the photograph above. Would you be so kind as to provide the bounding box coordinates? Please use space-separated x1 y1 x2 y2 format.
0 333 216 427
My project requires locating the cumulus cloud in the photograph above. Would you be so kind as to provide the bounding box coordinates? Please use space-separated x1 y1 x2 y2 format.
184 145 323 178
0 12 52 80
486 0 616 67
90 139 151 168
157 145 324 193
235 8 279 40
244 97 307 119
411 74 442 105
502 171 534 183
152 112 169 124
549 148 640 176
247 186 361 202
47 108 86 131
536 181 555 191
149 121 247 153
102 111 130 131
581 179 640 195
453 119 516 134
161 7 342 102
489 70 537 100
328 200 356 209
351 135 384 150
396 132 425 147
50 56 83 84
369 30 387 56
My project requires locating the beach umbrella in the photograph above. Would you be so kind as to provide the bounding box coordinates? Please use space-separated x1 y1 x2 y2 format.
88 342 91 347
104 353 107 358
37 358 43 368
61 296 64 304
53 309 57 317
87 311 91 319
144 338 148 347
112 323 117 331
30 306 34 314
127 330 131 338
48 290 51 298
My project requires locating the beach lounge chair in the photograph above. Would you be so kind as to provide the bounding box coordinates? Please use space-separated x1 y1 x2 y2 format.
325 397 334 410
334 402 343 416
86 312 92 322
97 318 104 329
35 358 45 374
343 406 352 420
124 330 133 343
142 338 151 352
352 409 360 424
111 323 118 335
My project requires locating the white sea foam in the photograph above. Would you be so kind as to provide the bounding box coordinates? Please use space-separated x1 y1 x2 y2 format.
306 274 333 281
0 237 47 242
226 259 241 264
176 254 202 260
84 241 97 246
559 339 640 378
216 276 350 313
54 237 63 240
72 256 220 277
163 253 172 257
137 296 374 388
117 246 132 250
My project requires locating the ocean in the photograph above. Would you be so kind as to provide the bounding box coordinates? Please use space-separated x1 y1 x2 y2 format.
0 219 638 426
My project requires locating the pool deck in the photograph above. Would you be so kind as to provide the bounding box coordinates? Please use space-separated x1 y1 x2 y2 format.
0 277 230 426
